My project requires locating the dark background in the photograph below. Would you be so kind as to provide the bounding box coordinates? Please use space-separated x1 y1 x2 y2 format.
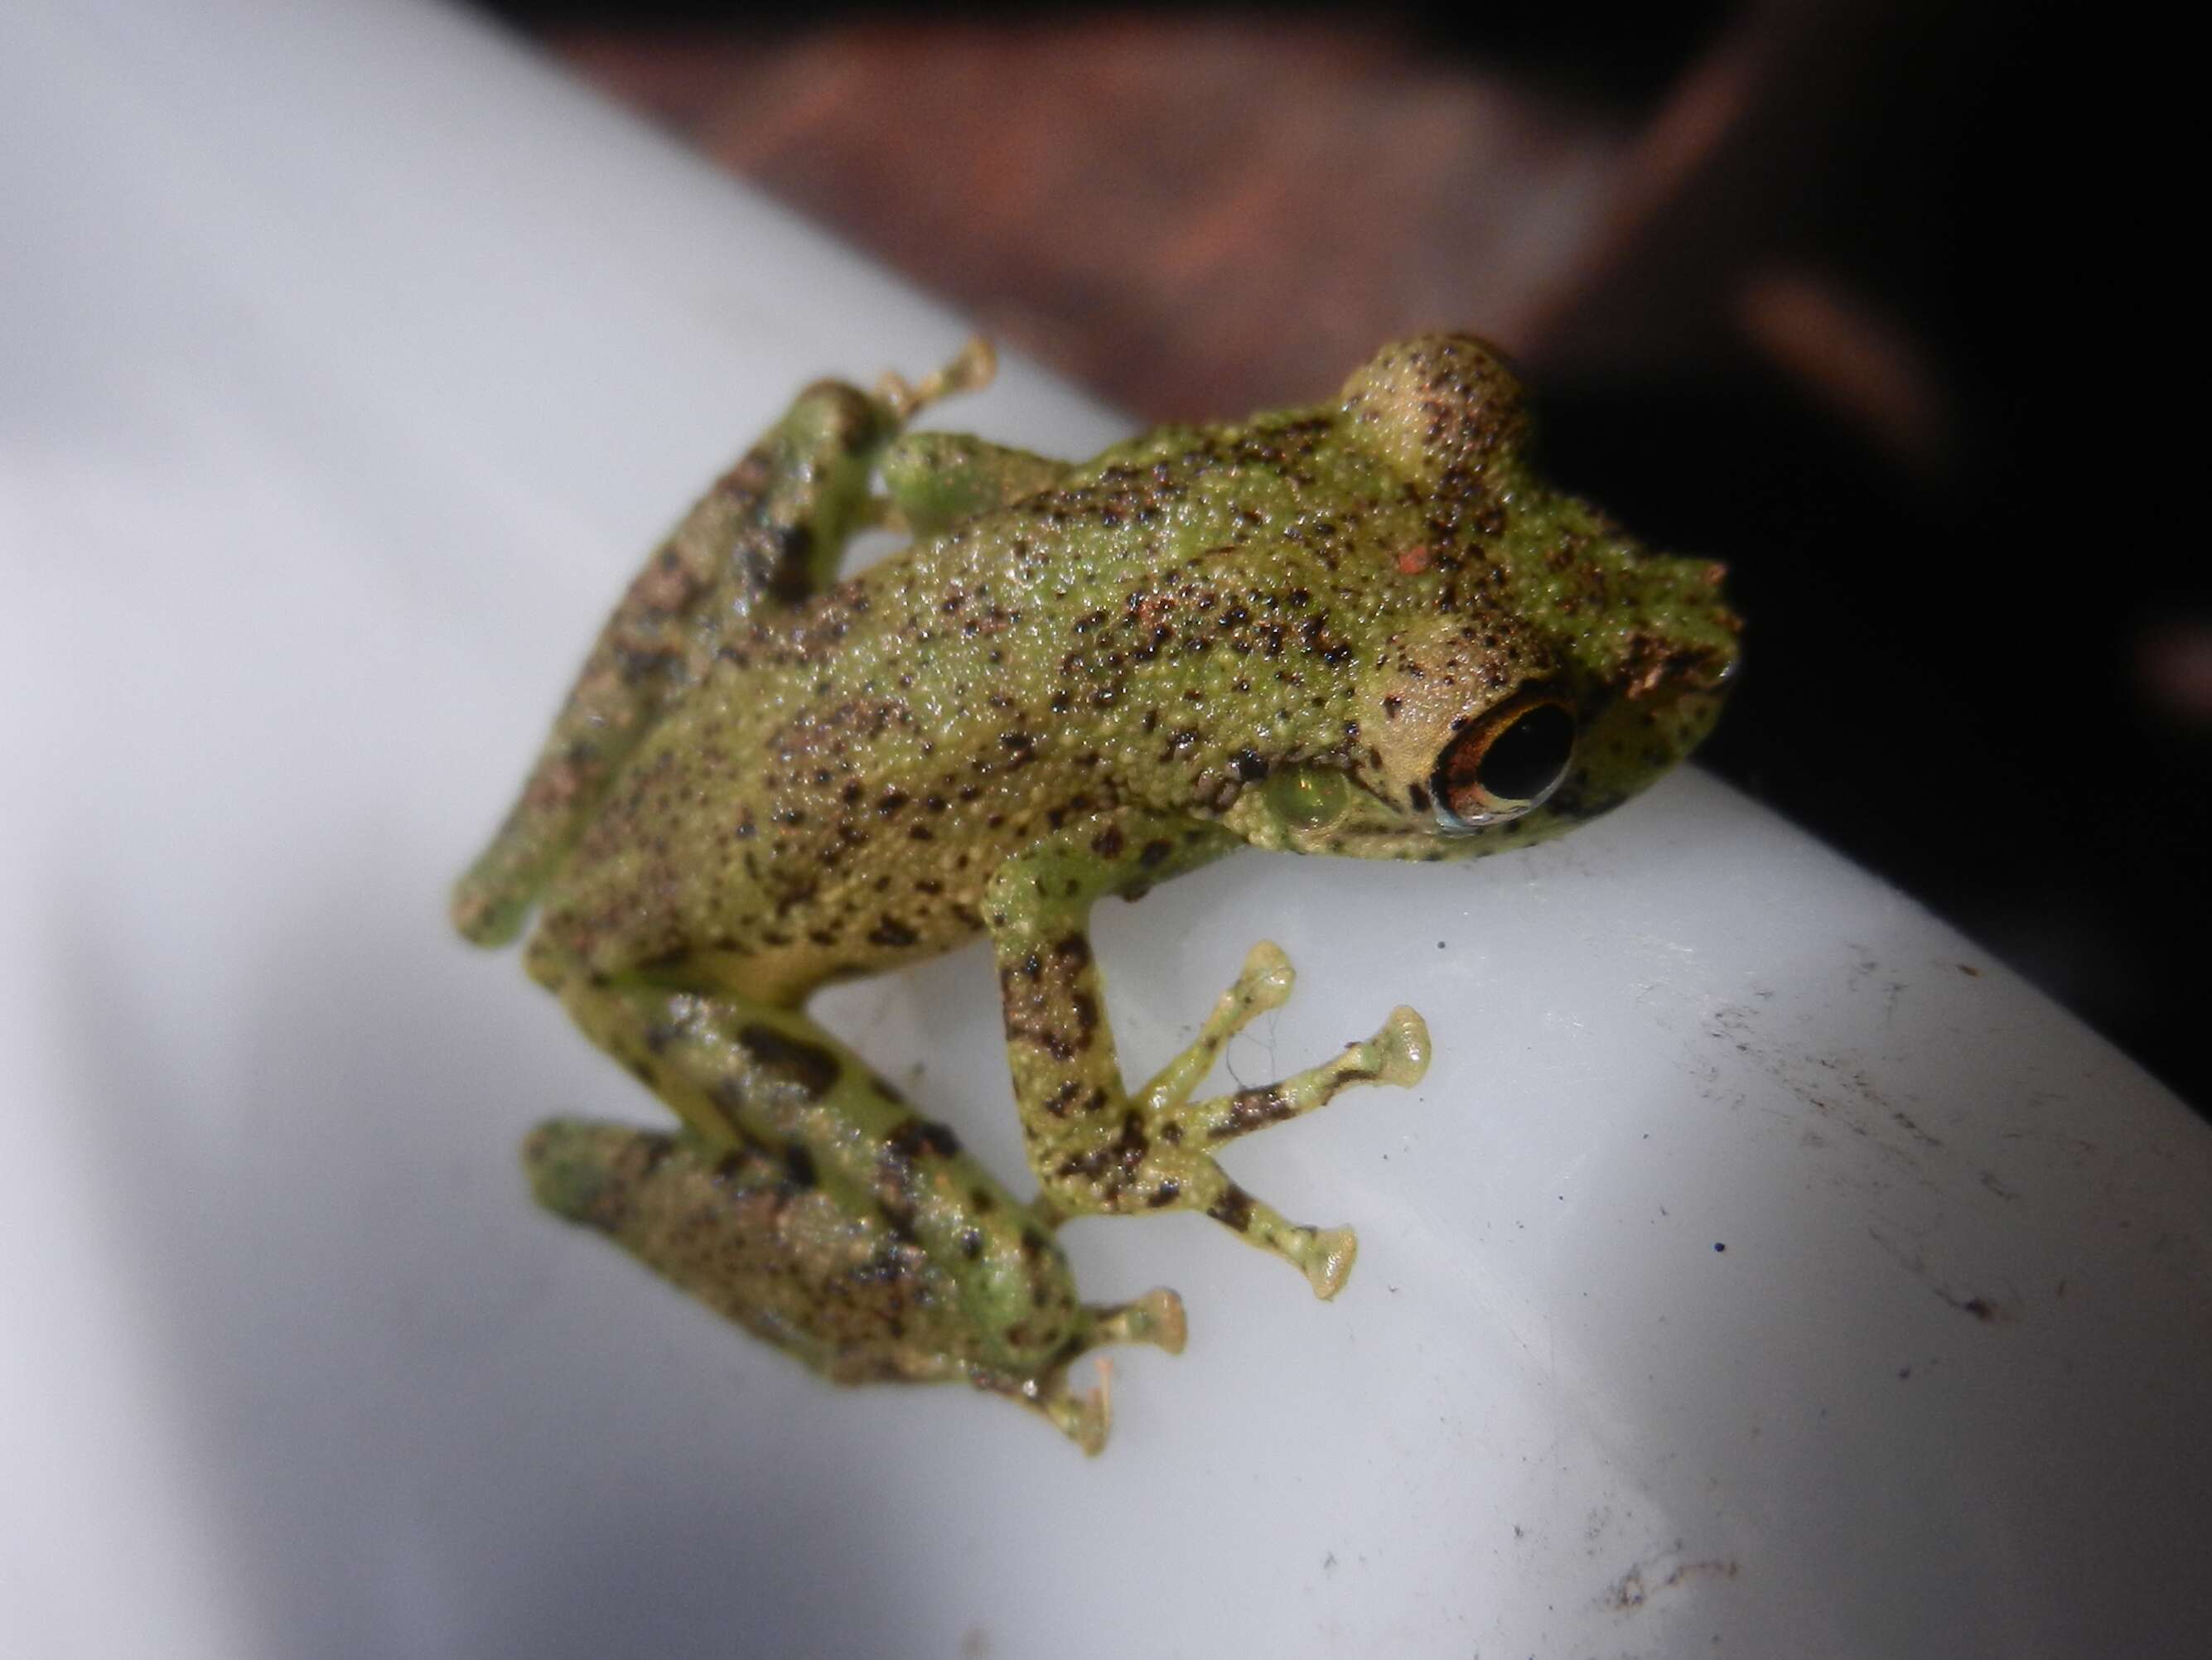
478 1 2203 1111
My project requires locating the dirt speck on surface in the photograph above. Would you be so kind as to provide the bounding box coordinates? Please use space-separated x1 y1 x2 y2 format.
1601 1550 1741 1613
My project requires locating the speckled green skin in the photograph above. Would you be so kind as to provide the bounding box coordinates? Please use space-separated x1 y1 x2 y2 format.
454 335 1739 1450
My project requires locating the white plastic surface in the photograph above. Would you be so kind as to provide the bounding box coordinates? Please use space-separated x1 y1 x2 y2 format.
4 3 2207 1656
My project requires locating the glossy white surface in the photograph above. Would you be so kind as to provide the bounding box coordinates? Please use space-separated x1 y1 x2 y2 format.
4 2 2207 1656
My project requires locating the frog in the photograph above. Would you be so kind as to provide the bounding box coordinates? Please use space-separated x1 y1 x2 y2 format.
452 333 1739 1451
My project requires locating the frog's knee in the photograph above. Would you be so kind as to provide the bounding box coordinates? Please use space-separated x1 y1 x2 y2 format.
520 921 582 992
785 379 896 457
1340 334 1529 487
881 432 1070 535
963 1218 1086 1370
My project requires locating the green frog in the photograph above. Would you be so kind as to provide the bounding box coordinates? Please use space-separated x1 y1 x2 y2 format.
452 335 1739 1450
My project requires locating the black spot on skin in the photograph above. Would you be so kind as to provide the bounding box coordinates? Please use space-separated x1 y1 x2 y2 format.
1070 991 1099 1040
1146 1180 1182 1208
783 1143 818 1188
1209 1184 1256 1232
886 1116 956 1161
1053 934 1091 966
1233 747 1268 782
1211 1086 1294 1141
1407 782 1432 813
960 1228 984 1261
1114 1108 1150 1168
867 917 919 948
1091 823 1125 859
1139 839 1173 867
737 1023 842 1099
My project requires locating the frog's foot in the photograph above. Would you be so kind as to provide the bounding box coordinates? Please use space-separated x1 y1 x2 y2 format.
1120 944 1432 1299
875 335 996 422
980 1286 1188 1455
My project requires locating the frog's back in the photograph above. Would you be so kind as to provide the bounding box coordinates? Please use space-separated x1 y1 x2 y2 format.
532 405 1413 997
529 490 1145 999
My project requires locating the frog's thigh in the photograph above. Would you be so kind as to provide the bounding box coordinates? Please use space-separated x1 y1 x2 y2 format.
983 815 1427 1299
536 943 1084 1373
452 379 894 948
525 1120 1184 1450
525 1119 975 1385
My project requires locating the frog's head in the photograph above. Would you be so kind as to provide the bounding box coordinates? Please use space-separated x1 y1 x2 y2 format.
1219 333 1740 861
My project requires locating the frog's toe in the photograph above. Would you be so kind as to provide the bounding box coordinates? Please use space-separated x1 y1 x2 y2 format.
875 335 997 422
1019 1357 1113 1455
1377 1006 1432 1087
1300 1227 1359 1300
1104 1285 1187 1355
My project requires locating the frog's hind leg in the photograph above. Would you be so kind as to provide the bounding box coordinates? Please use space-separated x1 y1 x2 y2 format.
526 937 1182 1450
524 1120 1181 1450
453 340 1002 948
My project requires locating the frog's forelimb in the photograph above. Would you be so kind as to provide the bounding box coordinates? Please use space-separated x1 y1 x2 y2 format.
985 813 1433 1300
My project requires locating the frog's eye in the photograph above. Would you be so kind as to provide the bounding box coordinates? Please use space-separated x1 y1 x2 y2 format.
1432 693 1577 828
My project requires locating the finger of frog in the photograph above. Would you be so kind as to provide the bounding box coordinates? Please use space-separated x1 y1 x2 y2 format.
1133 939 1296 1118
1160 1002 1431 1151
1149 1154 1361 1301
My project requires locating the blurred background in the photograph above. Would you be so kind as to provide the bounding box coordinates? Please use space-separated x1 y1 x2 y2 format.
478 0 2203 1111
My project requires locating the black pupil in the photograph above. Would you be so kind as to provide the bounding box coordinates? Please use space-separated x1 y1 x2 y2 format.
1476 703 1575 802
